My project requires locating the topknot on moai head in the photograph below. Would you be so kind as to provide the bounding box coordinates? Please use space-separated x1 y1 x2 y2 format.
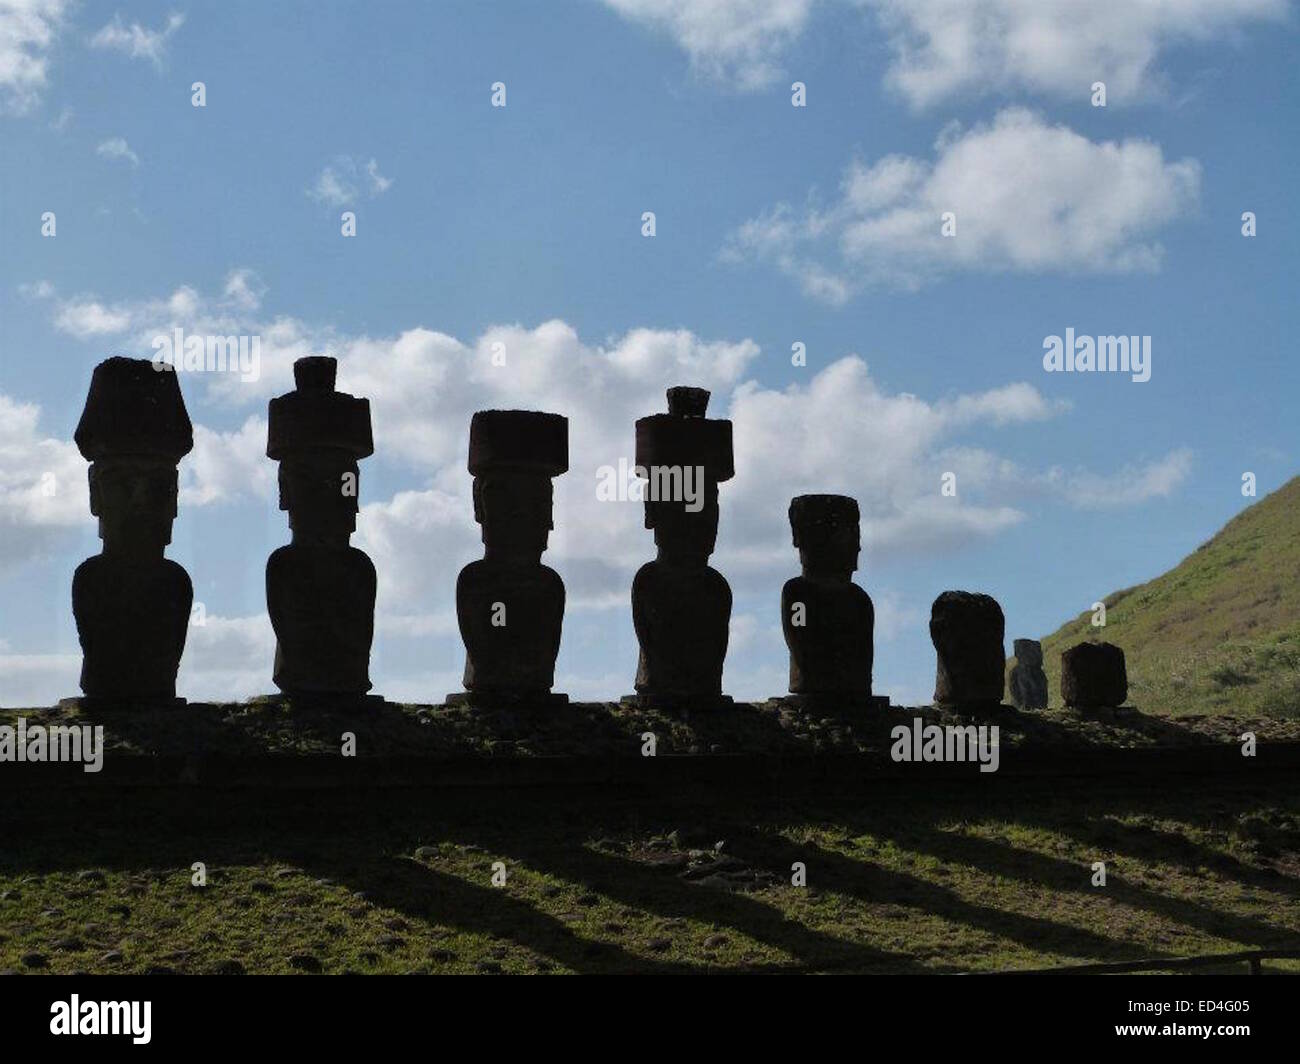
267 356 373 461
467 410 569 477
788 494 860 548
666 386 711 418
635 386 734 483
75 357 194 463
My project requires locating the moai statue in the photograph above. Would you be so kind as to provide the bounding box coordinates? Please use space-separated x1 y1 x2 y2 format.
1061 641 1128 708
930 590 1005 712
448 410 569 707
780 494 886 710
1008 638 1048 710
265 356 377 704
71 357 194 706
626 387 733 709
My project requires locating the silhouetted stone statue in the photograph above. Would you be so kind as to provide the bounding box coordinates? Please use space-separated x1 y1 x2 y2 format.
1009 638 1048 709
625 387 733 709
779 494 886 710
449 410 568 707
1061 641 1128 708
266 356 377 704
71 357 193 706
931 590 1005 711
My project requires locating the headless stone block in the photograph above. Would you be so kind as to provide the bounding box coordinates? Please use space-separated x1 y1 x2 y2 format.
780 494 881 710
1008 637 1048 709
626 387 733 709
1061 641 1128 708
71 357 194 706
930 590 1005 710
265 356 377 704
450 409 568 707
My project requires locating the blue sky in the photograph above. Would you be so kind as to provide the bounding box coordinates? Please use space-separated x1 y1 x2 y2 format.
1 0 1297 706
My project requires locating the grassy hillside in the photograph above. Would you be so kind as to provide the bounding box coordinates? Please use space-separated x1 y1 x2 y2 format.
1036 477 1300 717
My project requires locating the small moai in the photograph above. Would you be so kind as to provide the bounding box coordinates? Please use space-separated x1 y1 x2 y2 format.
930 590 1006 712
448 409 569 707
624 387 734 709
265 356 377 705
70 357 194 706
779 494 886 710
1061 641 1128 708
1008 638 1048 710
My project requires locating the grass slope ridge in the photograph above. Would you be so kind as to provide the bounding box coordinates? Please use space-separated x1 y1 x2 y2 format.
1037 476 1300 717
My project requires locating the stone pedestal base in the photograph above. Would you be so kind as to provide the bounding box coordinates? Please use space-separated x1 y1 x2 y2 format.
773 693 890 713
266 692 386 711
935 701 1017 720
58 696 186 713
444 691 569 710
620 693 734 712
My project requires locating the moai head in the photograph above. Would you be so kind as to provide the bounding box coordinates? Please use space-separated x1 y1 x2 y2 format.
267 356 373 548
790 494 860 580
635 386 733 568
468 410 568 565
1013 638 1043 668
75 357 193 559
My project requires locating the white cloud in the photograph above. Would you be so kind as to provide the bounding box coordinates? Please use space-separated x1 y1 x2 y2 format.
365 157 392 194
724 109 1201 298
222 268 266 312
177 613 274 702
865 0 1288 108
1045 448 1194 508
88 11 184 66
308 156 394 208
19 271 1195 703
603 0 1285 102
96 136 140 166
18 278 54 299
184 417 276 507
602 0 815 89
54 298 133 336
0 0 68 112
0 651 80 707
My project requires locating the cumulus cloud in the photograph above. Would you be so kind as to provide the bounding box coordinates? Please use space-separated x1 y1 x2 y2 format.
88 11 184 66
96 136 140 166
602 0 1285 102
0 0 67 112
866 0 1287 108
724 109 1201 298
601 0 815 89
16 271 1195 702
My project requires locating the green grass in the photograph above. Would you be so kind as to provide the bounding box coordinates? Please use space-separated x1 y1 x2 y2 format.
1036 476 1300 717
3 782 1298 974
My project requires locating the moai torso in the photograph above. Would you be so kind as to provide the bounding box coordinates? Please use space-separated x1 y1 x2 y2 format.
633 560 730 696
73 555 191 700
458 559 564 694
267 544 376 695
781 576 874 695
931 590 1006 708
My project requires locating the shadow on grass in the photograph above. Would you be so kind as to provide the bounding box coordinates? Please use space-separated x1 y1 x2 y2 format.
2 779 1296 973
